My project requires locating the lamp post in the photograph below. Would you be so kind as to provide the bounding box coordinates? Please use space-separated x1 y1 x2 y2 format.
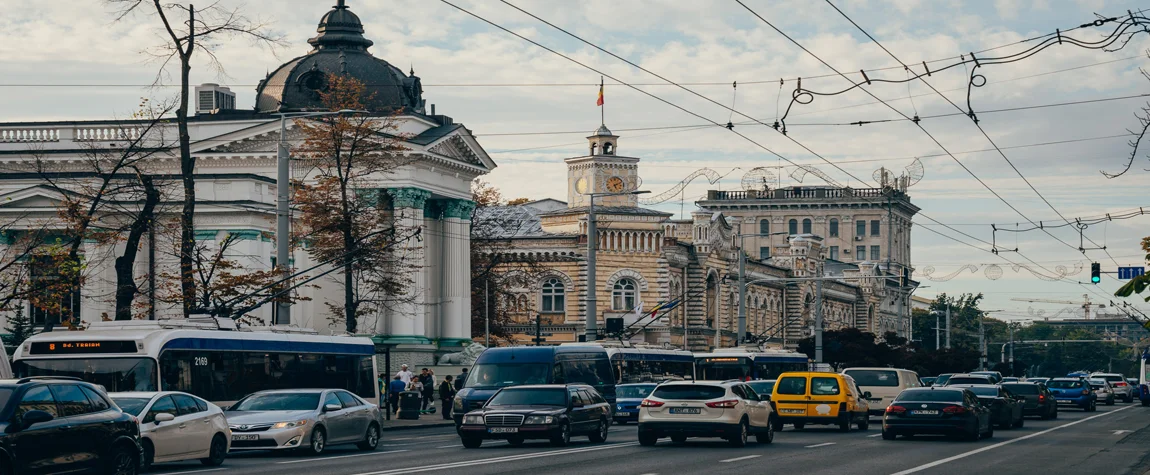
736 231 789 345
584 190 649 342
273 109 366 325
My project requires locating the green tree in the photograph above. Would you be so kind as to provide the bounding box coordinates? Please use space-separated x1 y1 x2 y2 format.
3 305 34 354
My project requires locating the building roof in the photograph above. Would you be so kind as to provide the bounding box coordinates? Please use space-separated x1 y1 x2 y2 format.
473 205 553 238
541 205 672 218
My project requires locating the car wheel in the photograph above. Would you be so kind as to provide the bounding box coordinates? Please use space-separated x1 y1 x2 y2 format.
965 425 980 442
1014 415 1024 428
670 435 687 444
140 440 154 472
1089 400 1097 412
771 417 784 432
200 434 228 466
757 419 775 444
881 429 897 440
638 432 659 446
307 428 326 455
857 414 869 431
461 436 483 449
1126 394 1134 403
108 444 139 475
793 422 805 430
507 436 525 447
1051 408 1058 419
589 418 608 443
997 415 1011 430
356 424 381 451
1142 399 1150 407
1107 397 1115 406
728 420 748 447
550 423 571 447
837 413 851 432
983 423 994 440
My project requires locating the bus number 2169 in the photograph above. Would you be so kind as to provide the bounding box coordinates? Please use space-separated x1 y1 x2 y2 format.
194 356 209 366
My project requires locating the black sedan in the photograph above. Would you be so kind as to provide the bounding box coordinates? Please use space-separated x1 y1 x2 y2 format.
881 387 992 441
949 384 1024 429
458 384 611 448
1002 382 1058 420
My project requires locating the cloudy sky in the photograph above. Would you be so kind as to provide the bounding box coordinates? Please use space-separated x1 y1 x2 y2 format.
2 0 1149 325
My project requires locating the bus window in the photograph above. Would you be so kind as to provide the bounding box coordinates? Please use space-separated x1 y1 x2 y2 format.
561 359 612 387
158 350 374 402
15 357 157 392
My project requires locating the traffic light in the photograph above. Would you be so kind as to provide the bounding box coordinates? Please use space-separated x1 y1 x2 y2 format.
1091 262 1101 284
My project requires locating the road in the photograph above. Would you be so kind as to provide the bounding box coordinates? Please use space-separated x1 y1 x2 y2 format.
150 403 1150 475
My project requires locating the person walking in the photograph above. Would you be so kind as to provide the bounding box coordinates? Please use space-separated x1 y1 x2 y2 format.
455 367 468 390
440 375 457 420
387 375 405 416
418 368 434 411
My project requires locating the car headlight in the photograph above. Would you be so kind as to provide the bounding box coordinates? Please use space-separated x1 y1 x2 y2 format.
525 415 556 425
454 397 464 411
272 420 309 429
463 414 484 425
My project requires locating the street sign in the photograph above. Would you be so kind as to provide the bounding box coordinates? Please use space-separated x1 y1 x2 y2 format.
1118 267 1146 280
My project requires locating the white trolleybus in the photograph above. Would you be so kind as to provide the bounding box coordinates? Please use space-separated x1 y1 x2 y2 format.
12 319 379 406
694 348 810 381
559 342 695 383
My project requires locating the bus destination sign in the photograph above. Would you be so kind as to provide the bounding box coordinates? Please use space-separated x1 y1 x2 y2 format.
29 340 137 355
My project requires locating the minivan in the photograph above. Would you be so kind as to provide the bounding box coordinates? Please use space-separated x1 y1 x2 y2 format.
772 371 870 432
842 367 922 416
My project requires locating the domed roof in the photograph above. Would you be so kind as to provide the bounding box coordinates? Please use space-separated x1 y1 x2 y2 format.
593 125 615 136
254 1 425 114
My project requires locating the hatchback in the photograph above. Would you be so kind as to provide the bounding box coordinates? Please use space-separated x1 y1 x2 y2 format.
1091 373 1133 403
638 381 774 447
459 384 610 448
613 383 657 425
225 389 382 454
110 391 230 470
1000 382 1057 420
1046 378 1097 411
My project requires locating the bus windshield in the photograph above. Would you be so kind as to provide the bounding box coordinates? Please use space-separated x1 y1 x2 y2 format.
15 358 156 392
695 357 751 380
468 363 551 389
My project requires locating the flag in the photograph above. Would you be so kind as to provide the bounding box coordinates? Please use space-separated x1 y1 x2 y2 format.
596 79 604 106
648 299 680 317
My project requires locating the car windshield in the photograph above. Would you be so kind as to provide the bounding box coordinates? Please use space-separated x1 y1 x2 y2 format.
1047 380 1083 389
230 393 320 411
651 385 725 400
14 358 157 392
487 388 567 406
1002 384 1039 395
844 370 899 387
947 377 990 385
617 385 656 399
895 390 963 403
467 364 551 389
111 397 151 416
746 381 775 395
965 387 1000 397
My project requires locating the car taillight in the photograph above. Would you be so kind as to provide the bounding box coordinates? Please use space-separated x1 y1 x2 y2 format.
640 399 664 407
942 405 966 414
706 399 740 408
1115 382 1127 387
1038 394 1045 402
1082 390 1091 395
886 405 906 414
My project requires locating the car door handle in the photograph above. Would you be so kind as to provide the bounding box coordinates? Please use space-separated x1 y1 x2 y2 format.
178 424 187 429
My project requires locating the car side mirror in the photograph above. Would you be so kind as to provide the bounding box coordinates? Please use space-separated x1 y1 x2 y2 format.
759 394 771 402
863 391 872 399
324 404 342 412
153 413 175 424
20 410 54 429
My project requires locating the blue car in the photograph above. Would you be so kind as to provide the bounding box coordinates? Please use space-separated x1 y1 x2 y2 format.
613 383 657 424
1046 378 1097 412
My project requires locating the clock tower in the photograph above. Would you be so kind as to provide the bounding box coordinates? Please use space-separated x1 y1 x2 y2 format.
566 125 641 208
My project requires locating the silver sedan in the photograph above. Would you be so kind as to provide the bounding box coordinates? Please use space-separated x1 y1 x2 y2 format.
225 389 382 455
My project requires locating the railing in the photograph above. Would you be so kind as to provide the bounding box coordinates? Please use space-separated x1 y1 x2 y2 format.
705 187 906 201
0 128 59 143
73 126 144 142
1 124 150 145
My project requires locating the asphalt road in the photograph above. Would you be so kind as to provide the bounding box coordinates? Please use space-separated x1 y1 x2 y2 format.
149 403 1150 475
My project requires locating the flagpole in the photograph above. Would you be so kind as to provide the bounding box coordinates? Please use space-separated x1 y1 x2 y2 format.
600 76 605 126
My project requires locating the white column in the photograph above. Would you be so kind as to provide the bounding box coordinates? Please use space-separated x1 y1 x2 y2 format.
442 199 475 344
388 188 430 341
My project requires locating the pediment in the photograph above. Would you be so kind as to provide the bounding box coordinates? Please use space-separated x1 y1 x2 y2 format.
0 185 71 209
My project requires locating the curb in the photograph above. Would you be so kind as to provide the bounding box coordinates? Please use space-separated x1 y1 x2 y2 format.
381 420 457 431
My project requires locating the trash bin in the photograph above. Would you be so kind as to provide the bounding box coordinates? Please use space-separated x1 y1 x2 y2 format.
398 391 422 420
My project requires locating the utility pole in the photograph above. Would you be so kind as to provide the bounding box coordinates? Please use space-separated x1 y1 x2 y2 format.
737 229 746 346
935 312 940 350
585 194 599 342
535 313 542 346
979 311 987 370
1009 324 1015 375
815 274 824 364
945 305 951 349
276 116 290 325
484 279 490 347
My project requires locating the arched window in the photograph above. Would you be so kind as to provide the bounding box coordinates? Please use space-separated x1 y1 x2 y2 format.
829 218 839 237
759 219 770 235
541 278 565 313
612 279 637 311
788 219 798 235
802 218 812 234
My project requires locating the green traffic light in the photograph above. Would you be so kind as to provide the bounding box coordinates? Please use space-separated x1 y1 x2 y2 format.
1091 275 1101 283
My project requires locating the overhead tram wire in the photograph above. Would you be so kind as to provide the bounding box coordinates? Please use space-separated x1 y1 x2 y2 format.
822 0 1122 266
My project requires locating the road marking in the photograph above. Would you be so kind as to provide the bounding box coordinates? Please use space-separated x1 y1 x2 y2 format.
720 455 762 463
157 469 227 475
806 442 836 448
868 433 883 438
1113 430 1132 435
436 444 462 448
276 450 409 465
889 405 1134 475
350 442 639 475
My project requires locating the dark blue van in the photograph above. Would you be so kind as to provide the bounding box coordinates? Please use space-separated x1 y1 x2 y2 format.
453 346 615 427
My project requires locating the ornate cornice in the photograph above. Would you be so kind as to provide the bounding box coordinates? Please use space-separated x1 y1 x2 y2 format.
388 187 431 209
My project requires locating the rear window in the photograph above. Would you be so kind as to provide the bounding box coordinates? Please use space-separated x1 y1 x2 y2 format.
1002 384 1039 395
967 387 999 397
845 370 899 387
651 385 726 400
776 377 808 395
895 390 963 403
1047 380 1083 389
947 377 990 385
1099 376 1124 383
935 375 952 385
811 377 840 395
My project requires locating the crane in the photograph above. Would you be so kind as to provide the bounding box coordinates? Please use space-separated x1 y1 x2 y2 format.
1010 294 1106 319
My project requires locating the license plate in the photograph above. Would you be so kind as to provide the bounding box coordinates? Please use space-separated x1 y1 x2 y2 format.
781 408 805 414
669 408 701 414
489 427 518 433
615 411 632 417
232 434 259 441
867 398 882 402
910 410 938 415
1057 400 1071 403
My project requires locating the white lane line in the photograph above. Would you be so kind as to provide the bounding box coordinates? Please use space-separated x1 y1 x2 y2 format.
157 469 227 475
720 455 762 463
1113 430 1132 435
436 445 462 449
889 405 1134 475
806 442 836 448
276 450 409 465
350 442 640 475
867 433 883 438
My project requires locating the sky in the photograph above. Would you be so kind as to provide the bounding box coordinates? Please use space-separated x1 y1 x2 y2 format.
1 0 1149 328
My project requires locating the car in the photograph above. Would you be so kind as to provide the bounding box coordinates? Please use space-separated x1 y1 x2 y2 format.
920 377 937 387
613 383 657 424
1001 382 1057 420
947 384 1023 429
638 380 775 447
1028 377 1051 385
969 371 1003 384
110 391 230 470
1091 373 1134 403
881 387 993 441
458 384 610 448
1000 377 1019 383
745 379 776 397
0 376 142 474
842 368 922 417
772 372 870 432
1046 378 1097 411
942 374 995 386
1087 379 1116 406
934 374 954 386
1127 378 1139 387
225 389 382 455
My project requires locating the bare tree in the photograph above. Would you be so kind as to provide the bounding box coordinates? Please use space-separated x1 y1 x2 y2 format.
106 0 284 316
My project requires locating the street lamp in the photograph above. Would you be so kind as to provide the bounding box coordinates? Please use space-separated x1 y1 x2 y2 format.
584 190 650 342
272 109 367 325
736 231 790 345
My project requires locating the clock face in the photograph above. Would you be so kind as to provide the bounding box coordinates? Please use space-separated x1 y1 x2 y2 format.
606 176 625 192
575 177 588 194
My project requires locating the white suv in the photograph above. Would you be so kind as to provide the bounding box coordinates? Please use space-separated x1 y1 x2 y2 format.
1091 373 1134 403
637 380 775 447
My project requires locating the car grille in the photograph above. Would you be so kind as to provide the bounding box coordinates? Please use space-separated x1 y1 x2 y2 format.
230 424 273 432
484 414 525 427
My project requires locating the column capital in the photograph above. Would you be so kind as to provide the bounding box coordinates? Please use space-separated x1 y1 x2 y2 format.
442 199 476 220
388 187 431 209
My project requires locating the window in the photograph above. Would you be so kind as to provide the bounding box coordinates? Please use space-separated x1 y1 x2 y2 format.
52 385 95 417
336 391 361 408
17 386 58 419
173 394 201 416
578 390 597 405
730 385 747 400
802 219 812 234
856 220 866 237
811 377 841 396
829 246 838 261
856 246 866 260
829 219 839 237
14 358 156 393
651 385 726 400
776 377 808 395
871 220 881 236
80 386 111 412
560 359 613 387
29 255 81 326
194 398 208 412
759 247 770 260
759 219 770 235
541 278 565 313
845 370 899 387
144 395 178 423
788 219 798 235
323 392 341 408
870 245 881 261
157 351 376 401
612 279 637 311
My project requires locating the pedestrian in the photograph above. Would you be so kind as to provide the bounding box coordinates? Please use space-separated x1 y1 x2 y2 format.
440 375 457 420
395 364 414 384
388 375 405 416
455 367 468 390
419 368 435 410
408 374 424 396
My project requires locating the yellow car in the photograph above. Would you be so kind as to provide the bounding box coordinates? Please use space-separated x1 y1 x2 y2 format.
771 371 871 432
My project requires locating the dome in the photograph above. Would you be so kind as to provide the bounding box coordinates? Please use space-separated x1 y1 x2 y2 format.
254 1 425 114
593 125 614 136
